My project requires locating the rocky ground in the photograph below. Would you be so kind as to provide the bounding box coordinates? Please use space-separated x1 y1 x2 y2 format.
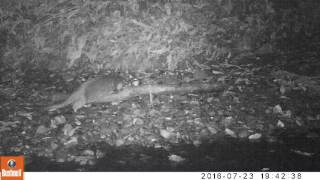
1 51 320 171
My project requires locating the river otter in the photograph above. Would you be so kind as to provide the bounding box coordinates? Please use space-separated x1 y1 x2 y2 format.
47 74 223 112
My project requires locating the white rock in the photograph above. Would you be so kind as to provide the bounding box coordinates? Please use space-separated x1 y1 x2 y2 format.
225 128 237 138
168 154 185 163
160 129 172 139
248 133 262 140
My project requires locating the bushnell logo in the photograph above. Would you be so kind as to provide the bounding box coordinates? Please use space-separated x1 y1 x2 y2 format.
7 159 17 168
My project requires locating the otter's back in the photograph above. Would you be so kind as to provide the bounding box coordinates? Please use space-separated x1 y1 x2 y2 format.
85 75 125 103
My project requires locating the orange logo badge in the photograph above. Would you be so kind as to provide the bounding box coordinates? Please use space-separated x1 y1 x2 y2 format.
0 156 24 180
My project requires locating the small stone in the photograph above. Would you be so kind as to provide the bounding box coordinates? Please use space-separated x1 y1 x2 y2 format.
36 125 49 135
166 127 175 132
154 143 162 149
165 117 172 121
50 142 59 151
132 79 140 86
88 159 96 166
160 129 172 139
54 115 66 125
265 108 272 114
56 158 65 163
75 120 82 126
82 150 95 156
200 129 210 137
96 150 105 159
115 139 125 147
63 137 78 146
273 105 283 114
225 128 237 138
79 159 87 166
282 110 292 118
277 120 285 128
207 126 218 134
133 118 144 125
168 154 185 163
248 133 262 140
221 116 234 127
193 140 202 147
238 129 249 138
207 97 214 103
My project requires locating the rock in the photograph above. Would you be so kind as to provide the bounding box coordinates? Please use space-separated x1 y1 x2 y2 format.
221 116 234 127
82 150 95 156
115 139 125 147
52 115 66 125
154 143 162 149
133 118 144 125
96 149 105 159
88 159 96 166
63 124 79 136
207 97 214 103
168 154 185 163
238 129 249 138
132 79 140 86
56 158 65 163
63 137 78 146
193 140 202 147
50 142 59 151
276 120 285 128
200 128 210 137
282 110 292 118
225 128 237 138
160 129 172 139
207 126 218 135
35 125 49 135
273 105 283 114
248 133 262 140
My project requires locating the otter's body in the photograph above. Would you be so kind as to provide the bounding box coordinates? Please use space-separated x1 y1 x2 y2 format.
47 74 223 112
47 75 125 112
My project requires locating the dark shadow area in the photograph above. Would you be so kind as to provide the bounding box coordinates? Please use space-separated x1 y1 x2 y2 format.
26 134 320 172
